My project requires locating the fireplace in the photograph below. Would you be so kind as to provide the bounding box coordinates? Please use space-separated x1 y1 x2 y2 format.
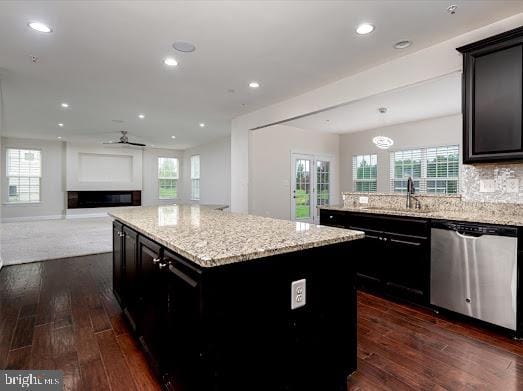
67 190 141 209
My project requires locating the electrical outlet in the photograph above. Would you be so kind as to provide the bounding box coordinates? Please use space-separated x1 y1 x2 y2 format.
506 178 520 193
291 279 306 310
359 196 369 204
479 179 496 193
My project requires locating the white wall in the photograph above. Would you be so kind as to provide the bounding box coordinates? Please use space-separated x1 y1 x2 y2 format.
250 124 340 220
66 143 143 191
231 14 523 212
181 136 231 206
142 147 184 206
339 115 461 193
1 137 66 220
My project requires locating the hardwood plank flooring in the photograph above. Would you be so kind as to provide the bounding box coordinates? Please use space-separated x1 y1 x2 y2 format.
1 253 522 390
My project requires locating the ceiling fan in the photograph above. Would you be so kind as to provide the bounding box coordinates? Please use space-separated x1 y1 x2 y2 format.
103 131 146 147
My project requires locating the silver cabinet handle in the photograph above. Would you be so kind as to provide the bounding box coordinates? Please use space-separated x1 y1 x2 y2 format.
153 257 161 264
117 231 125 237
159 262 168 269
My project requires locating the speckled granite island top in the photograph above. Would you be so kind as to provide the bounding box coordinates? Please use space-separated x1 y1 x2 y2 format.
110 205 364 268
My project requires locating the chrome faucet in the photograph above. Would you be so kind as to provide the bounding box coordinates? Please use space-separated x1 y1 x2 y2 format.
406 177 421 209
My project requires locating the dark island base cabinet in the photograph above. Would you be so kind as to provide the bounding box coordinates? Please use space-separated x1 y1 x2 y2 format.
112 221 357 391
320 210 430 305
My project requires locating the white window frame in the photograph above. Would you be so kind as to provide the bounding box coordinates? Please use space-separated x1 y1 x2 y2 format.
6 148 42 204
352 154 377 193
190 155 200 201
390 145 460 194
158 157 179 200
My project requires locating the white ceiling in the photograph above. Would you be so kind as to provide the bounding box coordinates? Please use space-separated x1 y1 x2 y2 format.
284 72 462 134
0 1 521 148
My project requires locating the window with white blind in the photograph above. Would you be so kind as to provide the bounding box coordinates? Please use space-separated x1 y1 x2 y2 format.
158 157 179 199
6 148 42 203
390 145 459 194
190 155 200 200
352 154 377 192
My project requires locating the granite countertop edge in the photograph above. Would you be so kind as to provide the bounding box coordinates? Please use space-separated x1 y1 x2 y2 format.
110 208 365 268
319 205 523 227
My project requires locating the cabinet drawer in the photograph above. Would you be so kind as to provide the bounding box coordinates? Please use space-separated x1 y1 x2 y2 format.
319 210 347 228
345 213 428 238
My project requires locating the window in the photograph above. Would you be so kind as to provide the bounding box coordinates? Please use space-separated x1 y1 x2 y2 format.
353 154 377 192
316 160 330 206
190 155 200 200
390 145 459 194
158 157 179 199
6 148 41 203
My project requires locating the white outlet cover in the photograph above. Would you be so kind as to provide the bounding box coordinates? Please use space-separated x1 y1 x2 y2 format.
291 279 306 310
359 196 369 204
506 178 520 193
479 179 496 193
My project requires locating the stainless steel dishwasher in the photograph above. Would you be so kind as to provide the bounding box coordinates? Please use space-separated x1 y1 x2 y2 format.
431 221 518 330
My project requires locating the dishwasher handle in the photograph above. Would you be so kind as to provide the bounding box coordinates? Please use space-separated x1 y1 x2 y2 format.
455 231 483 240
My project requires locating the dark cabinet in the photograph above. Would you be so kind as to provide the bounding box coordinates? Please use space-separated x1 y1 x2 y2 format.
162 250 202 390
320 210 430 304
385 233 429 302
137 236 169 372
122 226 139 332
112 221 124 306
458 26 523 163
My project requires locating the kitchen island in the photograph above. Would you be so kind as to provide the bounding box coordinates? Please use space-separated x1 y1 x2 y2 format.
110 204 364 391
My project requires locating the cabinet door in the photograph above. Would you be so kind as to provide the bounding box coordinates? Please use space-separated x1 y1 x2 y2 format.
473 45 522 156
122 226 139 332
163 250 202 390
384 233 429 304
138 236 168 372
112 221 124 306
352 229 387 290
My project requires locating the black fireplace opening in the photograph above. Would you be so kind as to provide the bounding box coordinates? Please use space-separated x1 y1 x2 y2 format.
68 190 141 209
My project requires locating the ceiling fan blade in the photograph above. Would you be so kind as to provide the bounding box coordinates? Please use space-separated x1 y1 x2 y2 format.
102 140 123 144
126 141 147 147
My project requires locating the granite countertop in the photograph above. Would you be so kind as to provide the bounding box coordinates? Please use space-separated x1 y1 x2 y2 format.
110 205 364 268
319 205 523 227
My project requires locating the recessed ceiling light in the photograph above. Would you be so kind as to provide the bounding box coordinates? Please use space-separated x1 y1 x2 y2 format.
199 123 205 127
173 41 196 53
356 23 375 35
164 57 178 66
171 135 176 139
58 123 64 127
373 136 394 150
61 103 69 108
249 81 260 88
57 136 62 139
394 40 412 49
28 21 52 33
138 114 145 119
447 5 457 15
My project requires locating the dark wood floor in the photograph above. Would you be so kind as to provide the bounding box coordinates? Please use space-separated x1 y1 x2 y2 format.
1 254 522 390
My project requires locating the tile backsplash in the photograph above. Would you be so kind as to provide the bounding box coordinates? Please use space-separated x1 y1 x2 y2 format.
461 163 523 204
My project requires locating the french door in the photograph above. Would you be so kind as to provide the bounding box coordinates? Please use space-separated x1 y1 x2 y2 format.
291 154 332 223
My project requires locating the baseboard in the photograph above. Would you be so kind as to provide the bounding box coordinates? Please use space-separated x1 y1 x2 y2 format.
1 214 65 223
65 212 109 219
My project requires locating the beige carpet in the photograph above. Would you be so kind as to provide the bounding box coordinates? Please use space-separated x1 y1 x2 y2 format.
0 217 112 265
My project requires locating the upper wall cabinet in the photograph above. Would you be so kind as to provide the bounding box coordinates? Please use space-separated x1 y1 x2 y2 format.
458 27 523 163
